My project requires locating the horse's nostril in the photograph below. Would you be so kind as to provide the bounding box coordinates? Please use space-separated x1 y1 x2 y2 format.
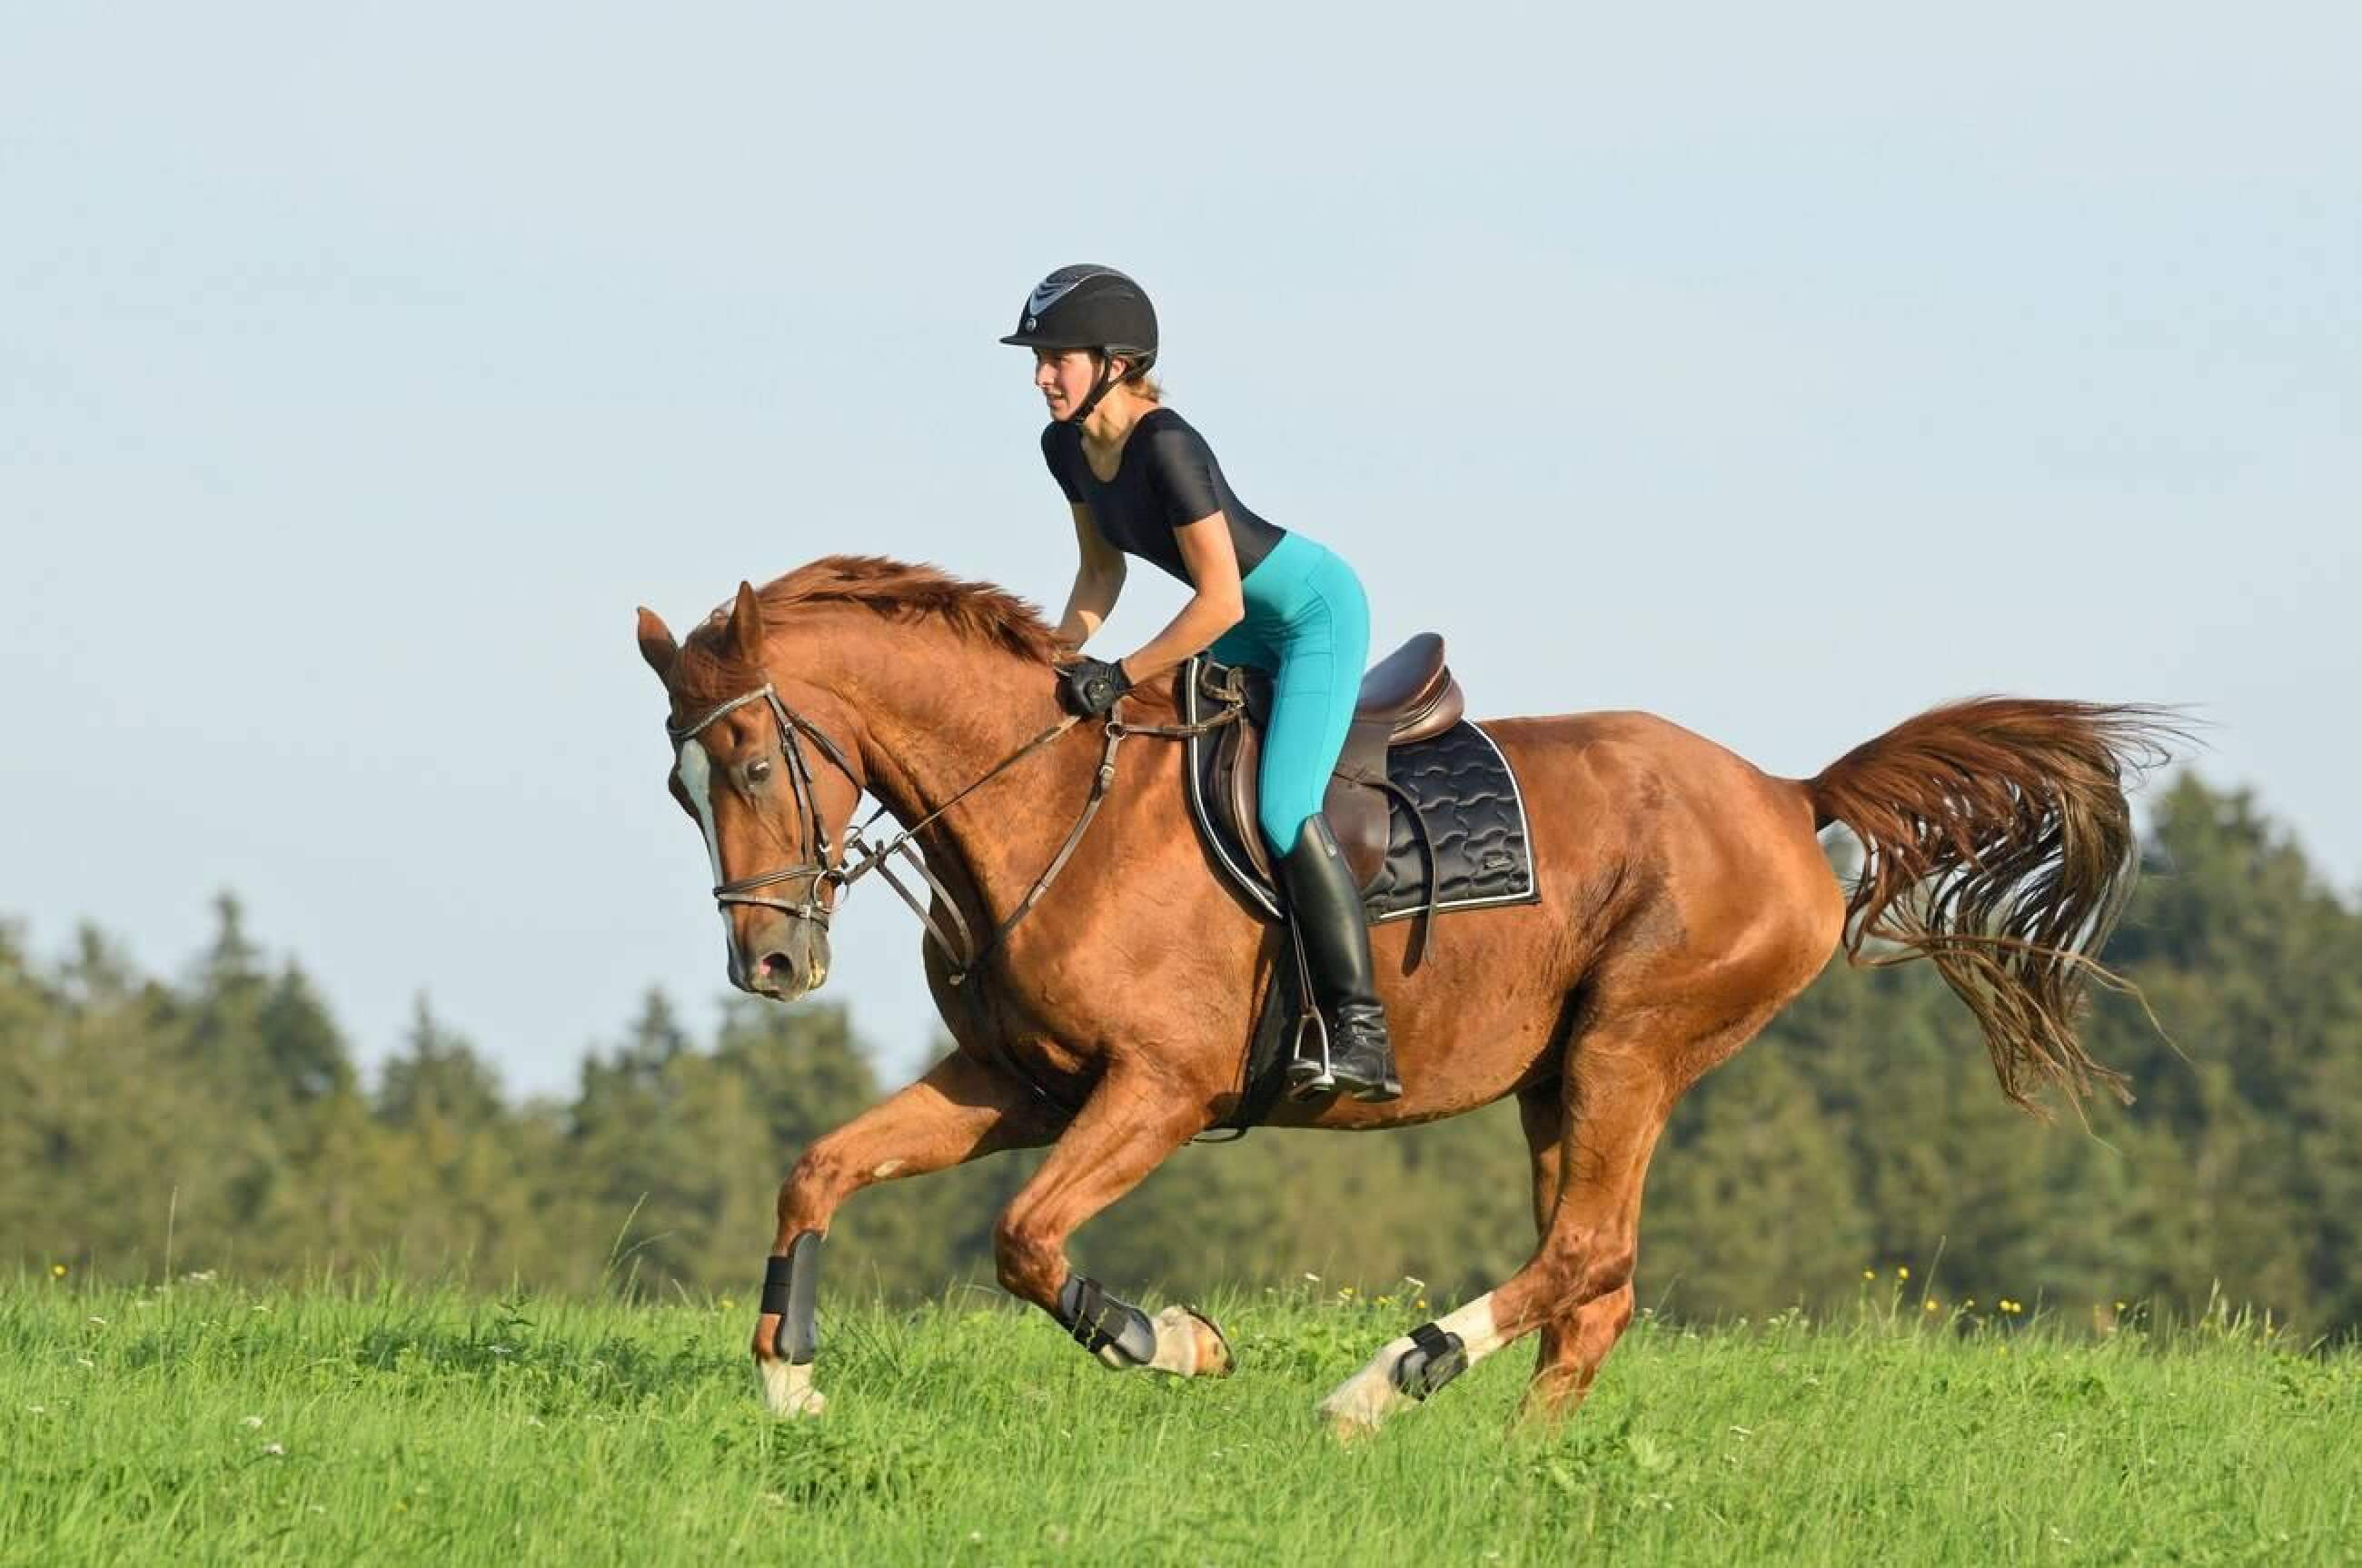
759 950 797 978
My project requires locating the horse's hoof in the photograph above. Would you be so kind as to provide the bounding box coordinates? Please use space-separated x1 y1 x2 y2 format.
1148 1305 1236 1377
1320 1400 1384 1443
1316 1358 1409 1439
1180 1305 1236 1376
758 1359 828 1417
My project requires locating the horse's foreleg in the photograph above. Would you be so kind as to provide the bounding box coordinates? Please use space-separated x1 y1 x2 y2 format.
753 1050 1053 1416
992 1067 1233 1378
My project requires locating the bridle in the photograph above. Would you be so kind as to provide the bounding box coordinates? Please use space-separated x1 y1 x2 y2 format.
665 678 1238 988
668 683 857 933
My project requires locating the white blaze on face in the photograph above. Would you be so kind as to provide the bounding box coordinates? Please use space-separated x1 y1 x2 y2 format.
677 739 734 944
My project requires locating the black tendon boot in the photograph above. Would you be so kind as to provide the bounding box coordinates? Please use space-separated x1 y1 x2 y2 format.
1278 816 1401 1102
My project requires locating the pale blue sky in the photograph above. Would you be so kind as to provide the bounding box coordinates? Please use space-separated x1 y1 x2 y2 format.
5 4 2356 1094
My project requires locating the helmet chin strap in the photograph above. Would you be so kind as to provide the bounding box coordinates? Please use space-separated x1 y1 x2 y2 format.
1062 353 1120 427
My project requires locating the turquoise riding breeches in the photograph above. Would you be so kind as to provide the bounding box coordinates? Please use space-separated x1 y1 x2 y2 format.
1207 531 1373 857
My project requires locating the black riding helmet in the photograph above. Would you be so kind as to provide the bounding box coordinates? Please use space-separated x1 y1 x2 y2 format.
999 264 1158 425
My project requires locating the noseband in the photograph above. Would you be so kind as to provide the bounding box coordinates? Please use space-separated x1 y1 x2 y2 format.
667 677 1241 989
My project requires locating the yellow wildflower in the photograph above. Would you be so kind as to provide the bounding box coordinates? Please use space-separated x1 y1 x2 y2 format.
1897 1266 1910 1281
1923 1299 1939 1313
51 1264 67 1279
1863 1269 1876 1280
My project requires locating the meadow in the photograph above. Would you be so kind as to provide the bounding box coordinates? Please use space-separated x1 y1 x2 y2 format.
3 1274 2355 1567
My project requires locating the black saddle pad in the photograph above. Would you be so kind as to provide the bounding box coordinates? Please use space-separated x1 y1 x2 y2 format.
1181 655 1541 926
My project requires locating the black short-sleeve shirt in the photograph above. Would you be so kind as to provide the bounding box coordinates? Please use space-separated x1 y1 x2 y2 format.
1040 409 1285 586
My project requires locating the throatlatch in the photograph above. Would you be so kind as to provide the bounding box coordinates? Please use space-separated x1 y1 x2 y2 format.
762 1232 823 1365
1389 1321 1468 1400
1055 1274 1159 1367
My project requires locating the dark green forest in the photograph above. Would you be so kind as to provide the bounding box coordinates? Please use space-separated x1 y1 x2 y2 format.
7 775 2358 1338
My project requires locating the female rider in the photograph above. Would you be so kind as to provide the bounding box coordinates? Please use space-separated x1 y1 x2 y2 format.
1001 264 1399 1102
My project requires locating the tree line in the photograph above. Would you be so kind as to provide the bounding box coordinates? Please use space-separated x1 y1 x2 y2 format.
5 773 2358 1339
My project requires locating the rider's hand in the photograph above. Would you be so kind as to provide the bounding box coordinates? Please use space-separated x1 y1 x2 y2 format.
1056 657 1132 718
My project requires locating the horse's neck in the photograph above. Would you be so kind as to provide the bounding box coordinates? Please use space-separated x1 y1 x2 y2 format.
814 634 1080 918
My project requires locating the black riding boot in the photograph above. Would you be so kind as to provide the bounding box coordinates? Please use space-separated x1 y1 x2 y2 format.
1278 815 1401 1103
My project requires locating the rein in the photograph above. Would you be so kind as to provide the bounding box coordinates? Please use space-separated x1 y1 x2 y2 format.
667 679 1241 987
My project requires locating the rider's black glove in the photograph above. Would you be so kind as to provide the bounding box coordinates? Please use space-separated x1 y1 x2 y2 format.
1056 657 1133 718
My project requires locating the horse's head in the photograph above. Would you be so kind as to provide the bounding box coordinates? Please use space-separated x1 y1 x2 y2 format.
637 582 866 1001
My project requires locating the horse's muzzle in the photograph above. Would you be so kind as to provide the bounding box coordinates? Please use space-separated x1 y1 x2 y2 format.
731 912 831 999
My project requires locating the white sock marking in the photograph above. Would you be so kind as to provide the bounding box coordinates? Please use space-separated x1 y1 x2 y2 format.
1317 1291 1504 1434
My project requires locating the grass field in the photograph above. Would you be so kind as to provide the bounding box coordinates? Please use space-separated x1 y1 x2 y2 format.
4 1275 2357 1566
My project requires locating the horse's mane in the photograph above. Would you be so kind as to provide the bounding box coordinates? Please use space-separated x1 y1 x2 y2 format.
673 555 1059 707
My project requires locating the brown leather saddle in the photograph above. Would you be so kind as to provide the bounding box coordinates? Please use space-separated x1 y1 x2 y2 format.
1201 632 1465 891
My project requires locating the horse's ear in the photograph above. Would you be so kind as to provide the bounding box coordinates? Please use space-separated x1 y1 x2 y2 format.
724 581 766 664
635 607 680 684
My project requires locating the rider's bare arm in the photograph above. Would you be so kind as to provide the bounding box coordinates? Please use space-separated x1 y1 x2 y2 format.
1054 504 1126 656
1119 511 1245 683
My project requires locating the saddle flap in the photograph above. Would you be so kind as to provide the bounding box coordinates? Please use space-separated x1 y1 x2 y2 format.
1183 654 1539 931
1207 692 1392 890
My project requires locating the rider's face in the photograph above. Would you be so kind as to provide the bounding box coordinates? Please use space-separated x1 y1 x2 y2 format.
1033 349 1100 420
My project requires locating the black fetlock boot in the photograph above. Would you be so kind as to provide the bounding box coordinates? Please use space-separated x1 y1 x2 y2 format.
1278 815 1402 1103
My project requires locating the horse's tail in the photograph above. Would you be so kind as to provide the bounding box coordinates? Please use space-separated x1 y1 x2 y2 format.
1804 697 2184 1113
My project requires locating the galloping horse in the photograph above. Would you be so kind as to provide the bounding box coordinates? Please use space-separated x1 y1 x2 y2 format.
633 556 2174 1434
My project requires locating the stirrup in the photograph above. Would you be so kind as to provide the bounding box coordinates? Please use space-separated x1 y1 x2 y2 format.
1285 1008 1336 1101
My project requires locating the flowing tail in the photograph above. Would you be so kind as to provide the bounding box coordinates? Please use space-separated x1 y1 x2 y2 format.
1805 698 2184 1112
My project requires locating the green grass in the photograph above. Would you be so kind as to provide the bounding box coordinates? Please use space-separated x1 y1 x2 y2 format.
3 1275 2357 1566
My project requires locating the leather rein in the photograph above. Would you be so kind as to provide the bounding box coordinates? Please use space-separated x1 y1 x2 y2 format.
666 679 1240 987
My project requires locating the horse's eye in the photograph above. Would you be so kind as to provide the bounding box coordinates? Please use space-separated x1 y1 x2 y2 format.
748 758 774 784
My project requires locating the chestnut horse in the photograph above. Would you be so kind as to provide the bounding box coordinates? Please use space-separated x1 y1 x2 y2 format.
633 556 2174 1434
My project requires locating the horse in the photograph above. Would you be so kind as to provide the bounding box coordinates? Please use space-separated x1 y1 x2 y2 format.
631 555 2177 1434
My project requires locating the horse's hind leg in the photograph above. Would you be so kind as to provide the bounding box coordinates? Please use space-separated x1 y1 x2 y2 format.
1319 947 1818 1438
1528 1284 1637 1421
1515 1081 1638 1424
1318 1025 1672 1437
